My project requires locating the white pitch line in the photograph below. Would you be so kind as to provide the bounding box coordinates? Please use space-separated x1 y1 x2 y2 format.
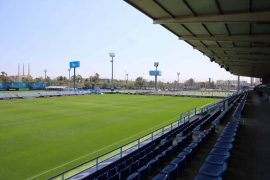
27 116 178 180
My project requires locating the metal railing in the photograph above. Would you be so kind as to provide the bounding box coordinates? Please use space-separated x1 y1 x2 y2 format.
49 96 232 180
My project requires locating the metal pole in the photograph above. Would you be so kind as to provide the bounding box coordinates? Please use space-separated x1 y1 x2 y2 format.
177 72 180 89
111 57 114 87
68 69 71 89
73 68 76 91
44 70 47 85
120 147 123 158
96 158 98 171
155 66 157 91
237 76 240 92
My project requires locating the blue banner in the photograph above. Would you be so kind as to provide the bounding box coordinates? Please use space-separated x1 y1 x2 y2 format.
149 70 162 76
70 61 80 68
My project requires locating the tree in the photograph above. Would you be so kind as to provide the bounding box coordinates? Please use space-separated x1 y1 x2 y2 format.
21 76 33 82
45 76 51 82
56 76 67 85
83 81 92 89
185 78 195 87
90 73 100 85
0 72 8 82
135 77 146 89
34 77 44 82
71 75 82 83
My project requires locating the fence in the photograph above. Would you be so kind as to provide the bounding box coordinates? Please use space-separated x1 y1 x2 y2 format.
0 82 56 91
49 96 231 180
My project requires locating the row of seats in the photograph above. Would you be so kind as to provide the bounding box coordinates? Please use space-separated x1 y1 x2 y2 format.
81 95 238 180
150 95 241 180
92 133 192 180
152 125 216 180
195 93 247 180
89 114 220 180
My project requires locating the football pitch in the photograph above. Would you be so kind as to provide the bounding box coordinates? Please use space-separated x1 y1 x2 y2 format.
0 94 218 179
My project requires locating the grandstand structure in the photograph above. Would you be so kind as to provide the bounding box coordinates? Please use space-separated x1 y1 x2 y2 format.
48 1 270 179
0 90 93 100
112 89 233 98
122 1 270 179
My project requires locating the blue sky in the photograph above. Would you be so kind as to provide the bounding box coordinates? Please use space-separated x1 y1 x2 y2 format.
0 0 248 82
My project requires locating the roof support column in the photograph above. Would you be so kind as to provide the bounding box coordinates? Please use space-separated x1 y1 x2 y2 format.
238 76 240 92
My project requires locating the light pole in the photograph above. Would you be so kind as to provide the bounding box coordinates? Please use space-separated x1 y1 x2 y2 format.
177 72 180 86
44 69 47 81
126 73 129 84
68 69 71 89
154 62 159 91
109 52 115 89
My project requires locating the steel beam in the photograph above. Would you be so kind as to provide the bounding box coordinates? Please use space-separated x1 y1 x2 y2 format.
154 11 270 24
179 35 270 42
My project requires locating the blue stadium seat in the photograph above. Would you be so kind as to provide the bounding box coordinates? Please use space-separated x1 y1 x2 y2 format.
205 154 230 165
163 148 172 160
107 167 117 177
139 151 145 157
126 172 139 180
107 172 120 180
153 148 159 157
217 136 235 143
161 163 178 180
148 158 158 175
125 158 133 166
133 153 140 162
96 172 107 180
156 152 166 167
171 143 179 155
210 148 230 156
138 156 147 168
214 142 233 150
152 173 168 180
194 174 222 180
117 162 126 172
177 152 187 167
119 166 129 180
146 151 153 162
170 155 186 173
130 160 139 174
138 165 149 179
182 147 193 161
219 133 236 139
188 142 198 153
194 138 202 148
199 162 227 177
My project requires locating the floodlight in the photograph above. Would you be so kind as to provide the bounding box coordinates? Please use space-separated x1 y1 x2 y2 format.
109 52 115 58
154 62 159 67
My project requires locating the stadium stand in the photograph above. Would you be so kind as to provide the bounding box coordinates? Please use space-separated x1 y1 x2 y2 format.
0 90 94 100
195 93 247 179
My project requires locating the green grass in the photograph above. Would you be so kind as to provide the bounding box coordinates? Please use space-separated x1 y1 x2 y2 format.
0 94 218 180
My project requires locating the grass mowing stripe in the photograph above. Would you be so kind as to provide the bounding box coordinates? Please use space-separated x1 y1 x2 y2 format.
0 94 218 179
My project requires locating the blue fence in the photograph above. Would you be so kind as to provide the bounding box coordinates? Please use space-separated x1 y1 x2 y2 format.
0 82 55 91
0 82 6 91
